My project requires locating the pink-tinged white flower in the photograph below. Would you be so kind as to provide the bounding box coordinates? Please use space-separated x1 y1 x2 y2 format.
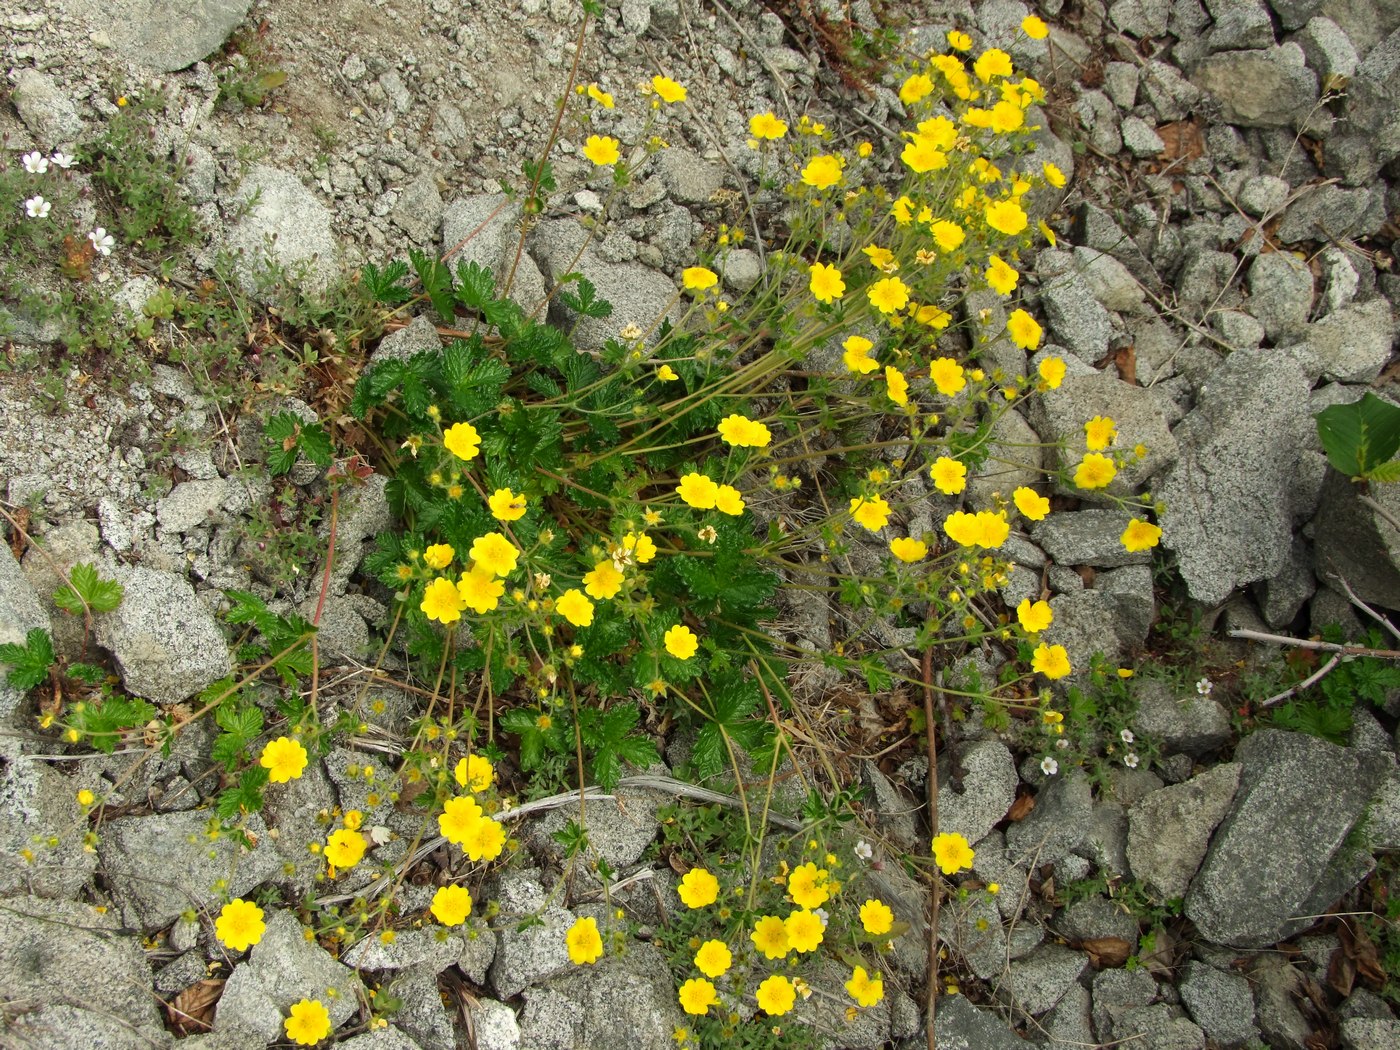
1124 752 1140 768
1195 677 1213 696
1055 737 1069 750
21 151 48 174
24 195 51 219
1120 729 1134 744
88 227 115 256
1040 756 1058 776
50 151 75 169
854 840 873 861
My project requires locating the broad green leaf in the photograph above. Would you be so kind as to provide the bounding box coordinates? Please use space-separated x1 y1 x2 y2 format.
1317 393 1400 477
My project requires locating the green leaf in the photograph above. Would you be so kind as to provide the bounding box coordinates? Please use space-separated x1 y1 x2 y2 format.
362 260 413 305
262 411 330 475
53 563 124 615
1365 459 1400 484
557 275 613 319
1317 393 1400 477
212 703 265 771
0 628 55 691
217 765 269 819
410 248 455 323
70 694 155 753
453 261 496 311
501 708 546 770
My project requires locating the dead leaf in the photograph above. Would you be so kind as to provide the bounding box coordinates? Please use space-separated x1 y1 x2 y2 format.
7 507 29 560
1327 944 1355 998
1006 792 1035 822
1156 120 1204 164
167 978 223 1035
1078 936 1133 969
1112 344 1138 386
1337 917 1386 987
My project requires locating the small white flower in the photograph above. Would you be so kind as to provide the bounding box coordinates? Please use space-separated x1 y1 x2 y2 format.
1124 752 1140 769
1055 737 1069 750
24 195 51 219
21 151 48 174
88 227 115 256
1040 756 1058 776
1120 729 1135 744
50 151 76 169
854 840 873 861
814 907 830 928
1195 677 1213 696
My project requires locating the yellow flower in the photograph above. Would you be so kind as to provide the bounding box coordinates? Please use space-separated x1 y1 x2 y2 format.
260 736 309 784
1013 486 1050 521
556 588 595 627
901 136 948 173
423 543 455 570
439 795 484 845
845 966 885 1008
623 532 658 563
714 484 745 516
842 335 879 375
849 496 892 532
785 909 825 953
985 199 1028 236
899 73 935 104
1074 453 1117 490
867 276 910 315
678 867 720 908
989 100 1024 133
885 365 909 406
787 861 831 909
930 456 967 495
676 472 719 509
929 219 965 252
890 537 928 562
488 488 528 521
1007 308 1043 351
583 135 621 166
461 814 505 861
717 413 772 448
652 75 687 103
860 898 894 935
1121 518 1162 552
664 624 699 660
947 29 972 50
1039 220 1058 246
1017 598 1053 633
430 884 473 926
421 576 466 624
583 560 625 599
1084 416 1117 451
929 357 967 396
76 789 95 807
915 303 953 329
215 898 266 952
1022 15 1049 39
974 511 1011 548
974 48 1014 82
693 939 733 978
454 754 494 793
749 111 788 139
800 154 843 189
1032 642 1072 680
284 999 332 1046
931 831 975 874
1038 355 1066 388
325 829 368 869
682 266 718 291
469 532 519 577
586 82 614 108
857 140 873 156
1042 161 1067 188
442 422 481 461
756 974 796 1016
566 915 604 964
457 566 505 614
656 364 679 382
808 261 846 303
678 977 719 1016
985 255 1019 296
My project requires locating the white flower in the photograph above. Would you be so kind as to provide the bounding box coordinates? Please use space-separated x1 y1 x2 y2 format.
88 227 115 256
1195 677 1213 696
21 151 48 174
24 195 51 219
1120 729 1134 744
1055 737 1069 750
50 151 76 169
1124 752 1140 769
1040 756 1058 776
854 840 873 861
814 907 830 928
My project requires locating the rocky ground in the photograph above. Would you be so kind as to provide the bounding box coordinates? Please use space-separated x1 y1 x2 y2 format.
4 0 1400 1048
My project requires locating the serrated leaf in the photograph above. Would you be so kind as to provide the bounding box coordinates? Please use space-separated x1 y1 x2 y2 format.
1365 459 1400 483
0 628 55 691
362 260 413 305
411 248 455 323
297 423 333 467
453 261 495 310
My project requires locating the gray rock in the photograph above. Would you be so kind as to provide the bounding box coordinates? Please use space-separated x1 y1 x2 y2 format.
938 740 1018 846
1043 982 1097 1048
337 1029 425 1050
1133 678 1233 756
214 910 363 1042
527 782 660 870
1093 966 1159 1043
0 756 99 900
371 314 442 367
1111 0 1173 36
1008 770 1094 866
224 166 339 298
935 992 1040 1049
1033 509 1154 568
1205 0 1277 51
1142 58 1206 120
442 192 548 313
1348 27 1400 135
1039 254 1115 362
488 879 575 997
1177 248 1242 306
1123 115 1167 156
157 478 233 532
1105 61 1143 107
1274 0 1323 30
0 542 47 715
517 942 681 1050
1074 247 1147 312
104 0 252 72
1060 895 1141 945
1098 564 1156 646
967 406 1045 507
1361 766 1400 849
342 927 467 974
1277 185 1386 244
469 998 522 1050
155 950 208 995
1115 1003 1207 1050
997 943 1088 1017
1044 588 1131 675
531 219 679 353
863 761 919 850
94 565 231 705
0 896 164 1041
1295 16 1360 77
1128 763 1241 899
1211 308 1266 350
391 174 446 245
1186 730 1374 947
1179 960 1259 1045
1313 468 1400 608
721 248 762 292
1158 347 1313 604
1341 1015 1400 1050
1074 87 1124 155
1247 251 1315 341
386 966 458 1050
2 1002 174 1049
97 808 281 928
1239 174 1292 217
1301 298 1396 382
655 148 724 204
1252 954 1312 1049
1193 48 1320 127
1256 535 1316 626
9 69 84 146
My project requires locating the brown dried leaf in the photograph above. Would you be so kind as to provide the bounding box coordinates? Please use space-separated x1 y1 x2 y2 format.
1156 120 1204 163
1079 936 1133 969
1327 945 1355 998
1006 792 1035 822
8 507 29 560
1113 344 1138 386
167 978 223 1035
1338 918 1387 987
